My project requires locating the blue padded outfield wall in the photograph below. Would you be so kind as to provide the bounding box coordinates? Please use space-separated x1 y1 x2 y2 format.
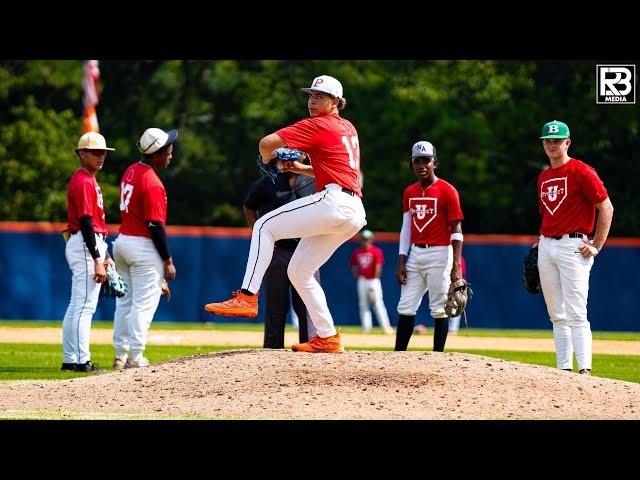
1 224 639 331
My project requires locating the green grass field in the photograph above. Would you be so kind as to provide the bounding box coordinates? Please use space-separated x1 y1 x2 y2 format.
2 320 640 341
1 341 639 384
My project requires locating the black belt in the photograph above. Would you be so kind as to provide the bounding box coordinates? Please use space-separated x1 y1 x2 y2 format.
414 243 433 248
324 186 355 196
545 232 585 240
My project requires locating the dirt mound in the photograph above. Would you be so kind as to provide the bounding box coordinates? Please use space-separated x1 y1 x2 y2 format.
1 350 639 419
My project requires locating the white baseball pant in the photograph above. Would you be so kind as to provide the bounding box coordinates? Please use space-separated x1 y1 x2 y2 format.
242 184 367 338
62 232 107 364
112 234 164 361
357 277 392 333
538 235 594 371
397 245 453 318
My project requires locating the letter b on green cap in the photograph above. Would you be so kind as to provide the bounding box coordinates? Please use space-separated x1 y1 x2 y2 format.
540 120 570 139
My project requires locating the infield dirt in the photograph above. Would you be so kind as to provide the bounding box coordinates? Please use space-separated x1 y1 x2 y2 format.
1 349 639 419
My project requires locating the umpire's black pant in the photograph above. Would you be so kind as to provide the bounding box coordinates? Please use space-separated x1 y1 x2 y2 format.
262 245 317 349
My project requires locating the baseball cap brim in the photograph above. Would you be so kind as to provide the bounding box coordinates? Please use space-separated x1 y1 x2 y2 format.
300 87 337 97
76 147 115 152
540 134 569 139
162 129 179 148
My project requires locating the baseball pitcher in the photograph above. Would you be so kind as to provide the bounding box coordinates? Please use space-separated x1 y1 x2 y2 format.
205 75 367 354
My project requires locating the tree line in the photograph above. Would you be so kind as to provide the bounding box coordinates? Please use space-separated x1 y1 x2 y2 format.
1 60 638 236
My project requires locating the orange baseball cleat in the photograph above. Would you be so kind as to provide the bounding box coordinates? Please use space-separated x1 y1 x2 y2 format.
292 329 344 353
204 291 259 318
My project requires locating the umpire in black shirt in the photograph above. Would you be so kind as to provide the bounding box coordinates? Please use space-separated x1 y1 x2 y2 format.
243 170 318 348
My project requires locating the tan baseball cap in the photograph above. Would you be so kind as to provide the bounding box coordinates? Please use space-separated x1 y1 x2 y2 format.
76 131 115 152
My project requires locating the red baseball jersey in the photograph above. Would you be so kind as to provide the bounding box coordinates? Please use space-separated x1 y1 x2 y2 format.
402 179 464 246
349 245 384 279
119 162 167 238
276 114 362 197
66 168 107 234
537 158 608 237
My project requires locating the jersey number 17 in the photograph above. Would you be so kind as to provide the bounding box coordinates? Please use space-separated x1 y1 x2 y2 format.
120 183 134 212
342 135 360 170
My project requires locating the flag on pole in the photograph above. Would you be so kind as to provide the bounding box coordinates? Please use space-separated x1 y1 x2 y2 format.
82 60 100 133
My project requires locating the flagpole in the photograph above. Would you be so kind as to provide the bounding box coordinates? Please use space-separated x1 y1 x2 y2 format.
82 60 100 133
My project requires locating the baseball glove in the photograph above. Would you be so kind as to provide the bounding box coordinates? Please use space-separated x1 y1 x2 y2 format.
100 266 128 299
444 278 470 318
523 246 542 294
161 278 171 302
274 147 306 162
257 149 306 182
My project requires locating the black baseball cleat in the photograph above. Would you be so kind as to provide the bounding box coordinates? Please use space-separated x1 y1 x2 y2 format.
578 369 592 376
75 361 102 373
61 363 77 371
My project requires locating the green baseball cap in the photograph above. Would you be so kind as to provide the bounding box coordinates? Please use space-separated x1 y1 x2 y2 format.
540 120 570 139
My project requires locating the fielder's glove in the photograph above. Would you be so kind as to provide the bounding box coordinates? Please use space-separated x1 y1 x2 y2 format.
274 147 305 162
523 246 542 294
444 278 471 318
100 266 128 299
161 278 171 302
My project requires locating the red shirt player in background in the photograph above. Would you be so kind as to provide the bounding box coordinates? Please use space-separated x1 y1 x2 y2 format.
112 127 178 370
349 229 393 334
394 141 464 353
62 131 115 373
535 120 614 376
205 75 367 354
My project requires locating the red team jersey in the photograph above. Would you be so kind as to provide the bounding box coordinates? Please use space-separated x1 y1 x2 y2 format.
276 114 362 197
66 168 107 234
402 179 464 246
537 158 608 237
349 245 384 279
119 162 167 238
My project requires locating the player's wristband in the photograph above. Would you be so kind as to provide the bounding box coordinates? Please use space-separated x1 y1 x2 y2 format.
451 233 464 242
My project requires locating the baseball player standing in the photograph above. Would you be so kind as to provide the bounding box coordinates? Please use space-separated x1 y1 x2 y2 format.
535 120 613 375
62 131 116 372
349 229 393 335
205 75 367 354
112 128 178 369
394 141 464 352
243 169 319 348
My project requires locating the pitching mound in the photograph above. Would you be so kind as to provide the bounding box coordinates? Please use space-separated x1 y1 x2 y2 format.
1 350 639 419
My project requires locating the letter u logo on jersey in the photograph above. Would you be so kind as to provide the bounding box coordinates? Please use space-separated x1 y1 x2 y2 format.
409 197 437 232
540 177 568 215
